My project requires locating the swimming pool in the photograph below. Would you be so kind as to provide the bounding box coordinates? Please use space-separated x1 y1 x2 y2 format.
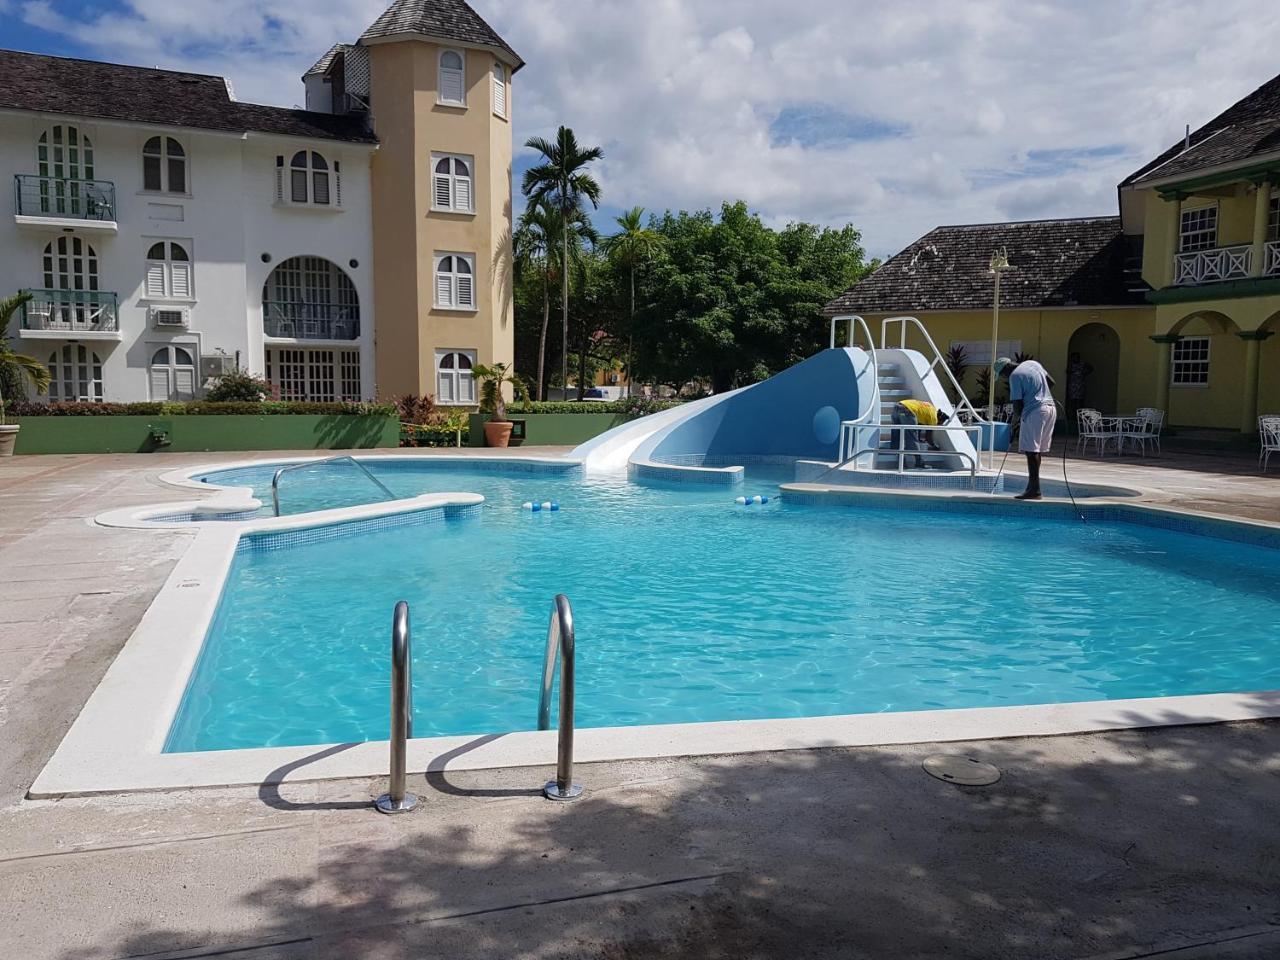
163 460 1280 753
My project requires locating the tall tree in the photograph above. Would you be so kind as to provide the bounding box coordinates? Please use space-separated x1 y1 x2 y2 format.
521 126 603 400
602 207 662 397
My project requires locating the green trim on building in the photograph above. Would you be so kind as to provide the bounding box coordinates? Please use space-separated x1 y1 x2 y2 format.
1146 276 1280 305
1154 159 1280 197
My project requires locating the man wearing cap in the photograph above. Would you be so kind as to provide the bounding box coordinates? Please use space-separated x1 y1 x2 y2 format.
995 356 1057 500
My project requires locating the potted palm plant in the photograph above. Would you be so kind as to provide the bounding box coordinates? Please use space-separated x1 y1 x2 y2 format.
0 292 51 457
471 362 529 448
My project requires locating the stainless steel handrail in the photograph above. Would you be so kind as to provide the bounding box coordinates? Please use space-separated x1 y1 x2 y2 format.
829 314 882 471
270 456 395 516
537 594 583 801
375 600 418 814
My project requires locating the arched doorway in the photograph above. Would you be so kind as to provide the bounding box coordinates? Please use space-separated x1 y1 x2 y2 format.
1067 322 1119 418
262 256 359 340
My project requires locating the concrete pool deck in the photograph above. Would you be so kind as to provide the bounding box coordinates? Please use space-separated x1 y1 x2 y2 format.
1 447 1278 958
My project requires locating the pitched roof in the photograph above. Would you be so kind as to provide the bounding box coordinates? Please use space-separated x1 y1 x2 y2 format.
0 49 375 144
1123 70 1280 187
359 0 523 70
824 217 1144 315
304 43 354 78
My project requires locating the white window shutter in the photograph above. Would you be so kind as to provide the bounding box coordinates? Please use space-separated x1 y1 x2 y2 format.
493 64 506 117
457 273 473 307
434 174 452 208
460 370 475 404
441 68 464 104
455 175 471 211
175 366 195 400
149 365 171 400
145 261 167 298
170 261 192 299
274 166 283 203
436 270 453 307
334 169 342 207
437 372 454 403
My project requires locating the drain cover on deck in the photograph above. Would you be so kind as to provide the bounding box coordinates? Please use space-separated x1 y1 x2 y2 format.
923 755 1001 786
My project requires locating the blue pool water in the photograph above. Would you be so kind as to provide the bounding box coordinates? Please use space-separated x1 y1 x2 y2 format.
166 461 1280 752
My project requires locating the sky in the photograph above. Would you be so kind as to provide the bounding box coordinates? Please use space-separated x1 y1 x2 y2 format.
5 0 1280 258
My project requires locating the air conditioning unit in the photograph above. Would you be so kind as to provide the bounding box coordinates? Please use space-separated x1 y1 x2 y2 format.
201 355 236 378
149 305 189 328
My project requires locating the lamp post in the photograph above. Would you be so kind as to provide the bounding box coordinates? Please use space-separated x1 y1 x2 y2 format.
987 249 1015 468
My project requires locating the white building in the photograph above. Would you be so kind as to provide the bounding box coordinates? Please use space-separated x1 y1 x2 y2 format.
0 49 378 403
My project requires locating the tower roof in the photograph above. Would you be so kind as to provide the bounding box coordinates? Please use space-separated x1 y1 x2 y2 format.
359 0 523 70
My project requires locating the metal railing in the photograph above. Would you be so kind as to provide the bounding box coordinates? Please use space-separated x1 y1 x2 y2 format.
829 314 882 471
1266 241 1280 278
14 174 116 222
1173 243 1252 285
842 422 983 478
375 601 419 814
270 456 395 516
263 301 361 340
20 289 119 333
537 594 582 801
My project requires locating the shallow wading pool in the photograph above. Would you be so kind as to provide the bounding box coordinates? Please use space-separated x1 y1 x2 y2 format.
163 460 1280 753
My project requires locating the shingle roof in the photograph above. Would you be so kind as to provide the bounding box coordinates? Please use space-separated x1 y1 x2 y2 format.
304 43 354 78
824 217 1144 315
359 0 523 70
0 49 376 143
1123 70 1280 187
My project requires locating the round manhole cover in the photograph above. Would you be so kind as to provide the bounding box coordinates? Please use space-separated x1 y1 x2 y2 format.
923 755 1001 786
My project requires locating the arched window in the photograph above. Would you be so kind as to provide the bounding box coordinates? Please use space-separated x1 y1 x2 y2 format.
48 345 104 402
289 151 332 205
438 49 465 105
145 241 193 299
431 154 473 211
434 253 475 309
435 350 475 405
143 136 186 193
43 235 99 292
149 345 197 400
262 256 359 339
36 125 94 216
492 62 507 118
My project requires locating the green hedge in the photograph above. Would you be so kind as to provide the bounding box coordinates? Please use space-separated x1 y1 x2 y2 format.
508 399 680 416
7 400 396 417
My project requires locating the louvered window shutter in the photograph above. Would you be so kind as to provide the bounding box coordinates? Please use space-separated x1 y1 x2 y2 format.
457 272 473 307
493 64 507 117
460 369 475 404
436 269 453 307
145 261 167 298
149 365 171 400
291 169 308 203
437 370 454 403
175 366 195 400
170 261 192 299
434 173 452 208
441 68 464 104
455 175 471 211
334 166 342 206
274 159 284 202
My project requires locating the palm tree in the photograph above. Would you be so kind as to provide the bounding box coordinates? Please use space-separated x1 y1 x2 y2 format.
603 207 662 397
521 126 602 400
514 198 598 400
0 292 51 424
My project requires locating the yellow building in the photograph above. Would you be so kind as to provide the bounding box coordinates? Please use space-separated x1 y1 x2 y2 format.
827 71 1280 433
306 0 521 403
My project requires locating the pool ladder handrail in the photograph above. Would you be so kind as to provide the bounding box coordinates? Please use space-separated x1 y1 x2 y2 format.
270 455 395 517
375 600 419 814
537 594 583 801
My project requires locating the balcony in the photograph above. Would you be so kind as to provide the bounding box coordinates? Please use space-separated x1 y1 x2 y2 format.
1173 241 1280 287
19 289 121 340
263 301 360 341
13 175 118 233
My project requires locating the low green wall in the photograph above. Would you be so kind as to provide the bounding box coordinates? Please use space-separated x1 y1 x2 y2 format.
12 414 399 454
468 412 632 447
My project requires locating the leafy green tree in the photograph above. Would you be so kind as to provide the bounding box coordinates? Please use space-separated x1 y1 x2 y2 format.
602 207 663 397
0 292 51 423
521 127 603 399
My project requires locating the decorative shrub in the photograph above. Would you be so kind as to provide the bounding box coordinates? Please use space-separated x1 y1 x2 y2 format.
9 400 395 417
204 369 275 402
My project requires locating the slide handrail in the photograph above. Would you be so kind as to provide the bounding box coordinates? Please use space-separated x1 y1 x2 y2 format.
829 314 882 470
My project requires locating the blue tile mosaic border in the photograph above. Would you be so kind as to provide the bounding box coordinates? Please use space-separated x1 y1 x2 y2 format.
629 461 744 486
237 502 483 554
780 489 1280 549
150 509 263 524
199 457 580 489
817 471 1006 494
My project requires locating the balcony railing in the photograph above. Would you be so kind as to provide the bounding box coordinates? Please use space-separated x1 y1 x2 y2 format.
1267 241 1280 278
263 301 360 340
1173 243 1252 286
20 289 119 333
14 175 116 223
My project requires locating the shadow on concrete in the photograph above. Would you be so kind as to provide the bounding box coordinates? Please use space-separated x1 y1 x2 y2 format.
258 743 367 812
53 706 1280 959
423 733 542 799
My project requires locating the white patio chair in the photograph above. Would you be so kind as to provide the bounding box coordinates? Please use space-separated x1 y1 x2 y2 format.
1260 416 1280 473
1077 408 1117 456
1129 408 1166 456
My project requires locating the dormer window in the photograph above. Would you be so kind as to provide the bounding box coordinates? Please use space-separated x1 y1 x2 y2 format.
277 151 341 207
431 154 473 212
439 50 465 106
143 136 186 193
492 62 508 119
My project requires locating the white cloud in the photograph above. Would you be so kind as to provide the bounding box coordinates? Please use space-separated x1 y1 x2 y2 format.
22 0 1280 255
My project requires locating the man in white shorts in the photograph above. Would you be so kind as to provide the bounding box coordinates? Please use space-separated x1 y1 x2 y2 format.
995 356 1057 501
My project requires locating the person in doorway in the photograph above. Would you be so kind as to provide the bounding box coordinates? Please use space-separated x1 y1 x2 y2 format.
890 399 951 468
1066 352 1094 426
995 357 1057 500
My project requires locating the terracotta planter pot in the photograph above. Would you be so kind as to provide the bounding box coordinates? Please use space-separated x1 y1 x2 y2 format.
483 420 514 448
0 424 18 457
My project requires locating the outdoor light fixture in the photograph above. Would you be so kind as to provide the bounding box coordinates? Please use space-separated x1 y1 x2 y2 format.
987 248 1015 419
